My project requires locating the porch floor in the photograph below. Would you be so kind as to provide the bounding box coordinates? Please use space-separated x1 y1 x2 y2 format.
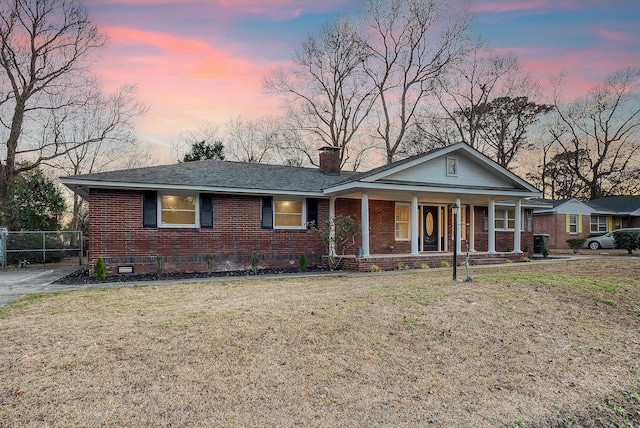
339 251 528 271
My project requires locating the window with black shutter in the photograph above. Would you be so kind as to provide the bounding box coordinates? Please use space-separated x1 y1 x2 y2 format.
261 196 273 229
200 194 213 228
307 198 318 229
143 191 157 228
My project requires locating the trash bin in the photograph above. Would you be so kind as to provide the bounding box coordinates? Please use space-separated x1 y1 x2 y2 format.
533 234 549 253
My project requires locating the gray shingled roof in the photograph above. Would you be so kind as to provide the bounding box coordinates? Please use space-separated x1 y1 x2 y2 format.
587 196 640 213
65 159 359 193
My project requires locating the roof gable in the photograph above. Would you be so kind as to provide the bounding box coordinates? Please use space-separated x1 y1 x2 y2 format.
356 143 538 192
533 198 593 214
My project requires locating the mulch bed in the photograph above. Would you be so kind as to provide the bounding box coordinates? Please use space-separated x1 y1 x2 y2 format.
53 267 332 285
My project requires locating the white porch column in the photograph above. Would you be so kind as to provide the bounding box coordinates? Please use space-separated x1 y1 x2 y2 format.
455 197 462 255
513 198 522 253
411 195 419 256
329 197 336 256
361 192 370 258
469 204 476 252
488 198 496 253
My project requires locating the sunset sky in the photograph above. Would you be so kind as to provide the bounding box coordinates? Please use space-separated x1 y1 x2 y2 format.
85 0 640 161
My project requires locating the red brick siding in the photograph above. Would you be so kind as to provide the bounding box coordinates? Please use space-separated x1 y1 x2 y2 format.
532 213 590 249
89 189 328 275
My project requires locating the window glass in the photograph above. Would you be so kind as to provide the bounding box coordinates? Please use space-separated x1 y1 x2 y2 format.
274 200 304 228
569 214 578 233
395 203 410 240
495 209 515 230
161 195 196 226
591 215 608 233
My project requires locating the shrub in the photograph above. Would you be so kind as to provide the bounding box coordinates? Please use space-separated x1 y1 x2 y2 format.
566 238 586 253
520 257 531 262
298 253 308 271
396 262 408 270
614 231 640 255
93 256 106 280
251 252 260 274
369 264 381 272
542 247 549 258
206 254 213 274
505 258 514 263
417 263 429 269
437 261 450 268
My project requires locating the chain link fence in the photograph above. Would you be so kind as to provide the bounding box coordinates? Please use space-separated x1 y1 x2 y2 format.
0 230 84 268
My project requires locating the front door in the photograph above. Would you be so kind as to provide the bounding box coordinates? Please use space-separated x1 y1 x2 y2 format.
423 206 439 251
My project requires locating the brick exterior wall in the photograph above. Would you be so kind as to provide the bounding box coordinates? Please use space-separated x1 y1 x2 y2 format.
89 189 328 275
89 190 536 275
532 213 591 249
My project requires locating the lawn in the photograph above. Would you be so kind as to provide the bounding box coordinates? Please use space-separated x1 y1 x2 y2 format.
1 258 639 427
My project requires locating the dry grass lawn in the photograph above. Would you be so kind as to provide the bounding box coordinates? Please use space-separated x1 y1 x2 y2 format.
1 257 639 427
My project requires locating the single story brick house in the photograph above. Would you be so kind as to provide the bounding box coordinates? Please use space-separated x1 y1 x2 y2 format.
533 196 640 249
61 143 543 275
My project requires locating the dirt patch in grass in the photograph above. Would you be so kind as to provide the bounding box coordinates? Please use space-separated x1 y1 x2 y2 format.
1 258 639 427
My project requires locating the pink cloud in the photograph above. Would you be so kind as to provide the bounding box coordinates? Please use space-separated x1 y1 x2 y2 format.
596 28 635 43
469 0 583 13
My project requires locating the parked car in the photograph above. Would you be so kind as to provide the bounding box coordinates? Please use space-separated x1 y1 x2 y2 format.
586 228 640 249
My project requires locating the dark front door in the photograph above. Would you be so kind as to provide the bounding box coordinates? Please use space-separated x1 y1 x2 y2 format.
423 206 439 251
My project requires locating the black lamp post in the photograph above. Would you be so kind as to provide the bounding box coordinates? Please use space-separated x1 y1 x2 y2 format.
452 202 459 281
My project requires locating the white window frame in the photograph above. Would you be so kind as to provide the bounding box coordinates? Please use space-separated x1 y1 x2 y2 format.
495 209 515 231
591 215 608 233
395 202 411 241
273 198 306 230
158 192 199 228
446 157 458 176
569 214 578 234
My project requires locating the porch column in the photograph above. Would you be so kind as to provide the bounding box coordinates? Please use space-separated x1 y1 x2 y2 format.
513 198 522 253
361 192 370 258
469 204 476 252
411 195 419 256
488 198 496 253
455 197 462 255
329 197 336 256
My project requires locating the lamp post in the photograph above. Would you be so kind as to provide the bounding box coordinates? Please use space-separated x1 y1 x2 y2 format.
452 202 459 281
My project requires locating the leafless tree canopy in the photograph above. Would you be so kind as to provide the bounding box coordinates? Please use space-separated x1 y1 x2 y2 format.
264 18 377 169
363 0 471 163
0 0 107 209
544 67 640 200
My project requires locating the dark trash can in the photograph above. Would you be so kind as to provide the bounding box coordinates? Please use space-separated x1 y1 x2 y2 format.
533 234 549 253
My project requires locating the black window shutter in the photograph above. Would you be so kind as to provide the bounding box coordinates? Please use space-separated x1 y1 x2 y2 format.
143 191 157 228
307 198 318 229
261 196 273 229
200 194 213 228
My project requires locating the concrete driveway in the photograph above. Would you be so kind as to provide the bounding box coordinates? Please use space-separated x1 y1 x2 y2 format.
0 266 84 306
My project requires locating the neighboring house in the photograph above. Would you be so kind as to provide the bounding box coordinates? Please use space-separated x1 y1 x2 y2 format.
532 198 592 249
532 195 640 249
587 196 640 231
61 143 542 275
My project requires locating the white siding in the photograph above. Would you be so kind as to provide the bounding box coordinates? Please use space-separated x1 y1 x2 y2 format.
384 154 513 189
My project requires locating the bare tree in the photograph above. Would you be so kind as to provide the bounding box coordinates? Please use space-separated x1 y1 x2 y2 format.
474 96 553 168
224 116 281 164
264 18 377 169
48 82 149 232
428 48 521 149
549 67 640 200
0 0 107 212
362 0 470 163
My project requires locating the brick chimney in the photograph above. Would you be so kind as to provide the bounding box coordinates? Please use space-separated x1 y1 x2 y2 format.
319 146 341 175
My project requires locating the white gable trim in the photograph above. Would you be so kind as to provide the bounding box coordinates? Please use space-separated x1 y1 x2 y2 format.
354 142 538 193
